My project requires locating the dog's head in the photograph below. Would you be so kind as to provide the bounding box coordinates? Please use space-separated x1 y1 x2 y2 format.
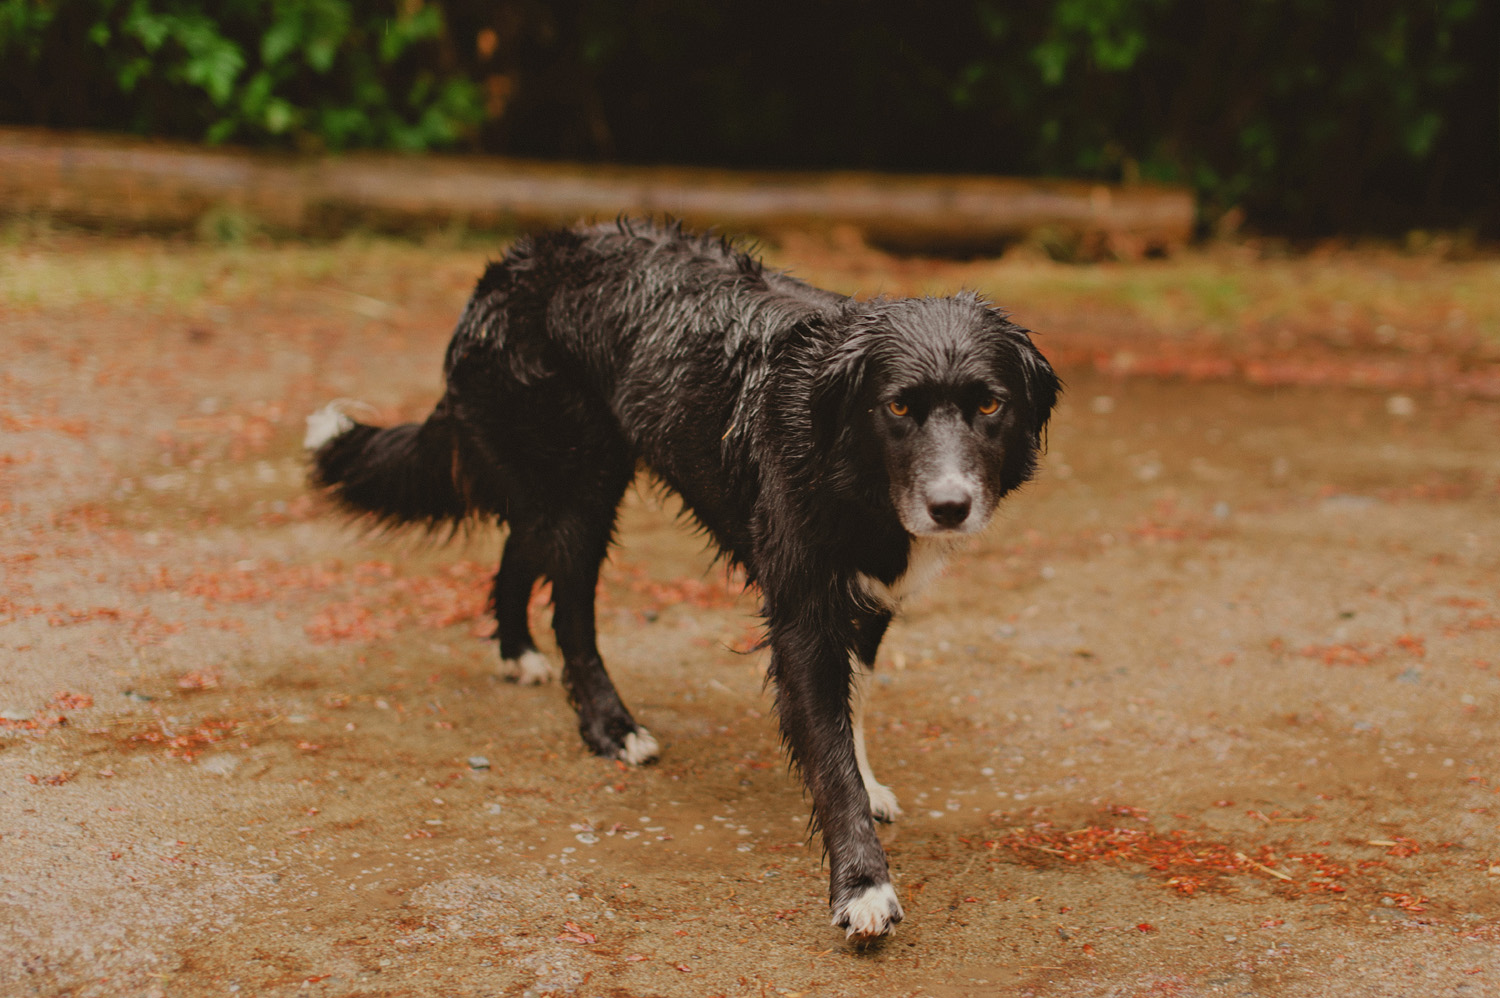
814 293 1060 537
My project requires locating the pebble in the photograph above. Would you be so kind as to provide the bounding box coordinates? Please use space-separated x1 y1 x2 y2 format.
467 756 491 770
199 754 240 776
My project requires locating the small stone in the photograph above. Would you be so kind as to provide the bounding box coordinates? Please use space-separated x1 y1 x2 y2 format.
467 756 490 770
199 754 240 776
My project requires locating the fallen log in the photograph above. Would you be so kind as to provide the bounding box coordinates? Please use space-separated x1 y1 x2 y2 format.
0 127 1194 251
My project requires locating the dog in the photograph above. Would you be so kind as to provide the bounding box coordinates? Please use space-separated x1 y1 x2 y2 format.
306 220 1059 940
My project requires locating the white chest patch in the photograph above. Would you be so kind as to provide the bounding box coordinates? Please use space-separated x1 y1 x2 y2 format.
857 537 956 611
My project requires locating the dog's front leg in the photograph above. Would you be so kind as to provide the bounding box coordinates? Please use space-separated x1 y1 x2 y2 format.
769 617 903 941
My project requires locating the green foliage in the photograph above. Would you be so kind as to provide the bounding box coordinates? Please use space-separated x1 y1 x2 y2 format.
0 0 483 151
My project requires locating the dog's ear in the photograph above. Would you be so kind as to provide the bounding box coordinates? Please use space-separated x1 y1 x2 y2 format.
999 322 1060 447
809 307 882 454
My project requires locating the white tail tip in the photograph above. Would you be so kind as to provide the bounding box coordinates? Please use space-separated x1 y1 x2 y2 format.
304 401 358 450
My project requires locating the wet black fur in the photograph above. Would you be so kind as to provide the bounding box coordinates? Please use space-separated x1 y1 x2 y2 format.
310 219 1059 933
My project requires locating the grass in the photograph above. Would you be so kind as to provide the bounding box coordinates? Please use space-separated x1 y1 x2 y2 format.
3 226 1498 350
769 241 1500 348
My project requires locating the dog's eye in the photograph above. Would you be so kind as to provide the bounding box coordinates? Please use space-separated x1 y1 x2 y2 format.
887 401 909 417
977 397 1001 415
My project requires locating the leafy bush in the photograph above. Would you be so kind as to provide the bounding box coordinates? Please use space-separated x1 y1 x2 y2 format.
0 0 484 150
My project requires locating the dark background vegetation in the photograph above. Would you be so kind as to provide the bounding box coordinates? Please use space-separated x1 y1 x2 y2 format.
2 0 1496 237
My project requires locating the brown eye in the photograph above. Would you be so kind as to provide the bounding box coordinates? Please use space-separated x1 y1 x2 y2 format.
887 400 909 417
977 397 1001 415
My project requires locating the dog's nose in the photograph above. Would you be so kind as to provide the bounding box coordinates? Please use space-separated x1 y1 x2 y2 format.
927 496 971 529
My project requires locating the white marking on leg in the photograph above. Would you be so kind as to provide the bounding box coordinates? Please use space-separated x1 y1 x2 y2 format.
501 649 556 685
618 728 659 766
833 883 903 940
850 659 900 822
303 400 358 450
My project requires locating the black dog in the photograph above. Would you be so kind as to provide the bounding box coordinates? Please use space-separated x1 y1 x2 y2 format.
307 220 1058 940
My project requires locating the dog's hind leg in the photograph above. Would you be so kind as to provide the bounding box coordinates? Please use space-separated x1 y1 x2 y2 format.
538 476 659 766
492 530 555 685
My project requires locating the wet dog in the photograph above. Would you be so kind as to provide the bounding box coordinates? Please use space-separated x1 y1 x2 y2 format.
307 220 1059 940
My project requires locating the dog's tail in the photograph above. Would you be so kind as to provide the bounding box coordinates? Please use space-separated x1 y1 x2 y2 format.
305 399 472 529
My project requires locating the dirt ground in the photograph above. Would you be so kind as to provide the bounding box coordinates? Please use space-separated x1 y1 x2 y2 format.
2 230 1499 997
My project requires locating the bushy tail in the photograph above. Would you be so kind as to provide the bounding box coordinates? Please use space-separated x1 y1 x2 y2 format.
306 400 470 529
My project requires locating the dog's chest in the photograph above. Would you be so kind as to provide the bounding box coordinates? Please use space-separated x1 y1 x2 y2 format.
857 538 955 610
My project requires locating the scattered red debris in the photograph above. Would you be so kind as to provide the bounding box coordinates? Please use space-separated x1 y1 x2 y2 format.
986 804 1361 898
1384 838 1421 859
1446 615 1500 637
1382 892 1429 913
25 771 76 786
1 691 94 731
1299 643 1380 667
1394 633 1427 658
0 408 89 437
176 670 221 690
989 816 1256 895
557 922 597 945
124 550 752 647
124 717 241 760
607 561 750 618
1444 597 1489 610
53 691 93 710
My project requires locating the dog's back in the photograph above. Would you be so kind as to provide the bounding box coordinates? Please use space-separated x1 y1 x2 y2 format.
437 221 848 562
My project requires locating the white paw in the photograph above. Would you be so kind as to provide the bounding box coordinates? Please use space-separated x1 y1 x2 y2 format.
501 650 556 685
866 781 902 823
618 728 660 766
832 883 903 941
303 400 356 450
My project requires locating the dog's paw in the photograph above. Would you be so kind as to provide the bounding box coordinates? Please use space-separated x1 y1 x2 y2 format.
832 883 903 941
501 650 556 685
618 728 660 766
866 781 902 823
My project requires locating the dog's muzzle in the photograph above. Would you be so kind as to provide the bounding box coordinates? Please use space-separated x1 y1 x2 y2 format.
924 476 974 529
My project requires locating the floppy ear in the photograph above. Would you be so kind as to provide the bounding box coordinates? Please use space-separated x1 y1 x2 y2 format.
1001 324 1061 447
809 311 881 456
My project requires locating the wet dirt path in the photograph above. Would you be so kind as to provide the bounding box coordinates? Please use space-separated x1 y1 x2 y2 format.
2 239 1498 997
